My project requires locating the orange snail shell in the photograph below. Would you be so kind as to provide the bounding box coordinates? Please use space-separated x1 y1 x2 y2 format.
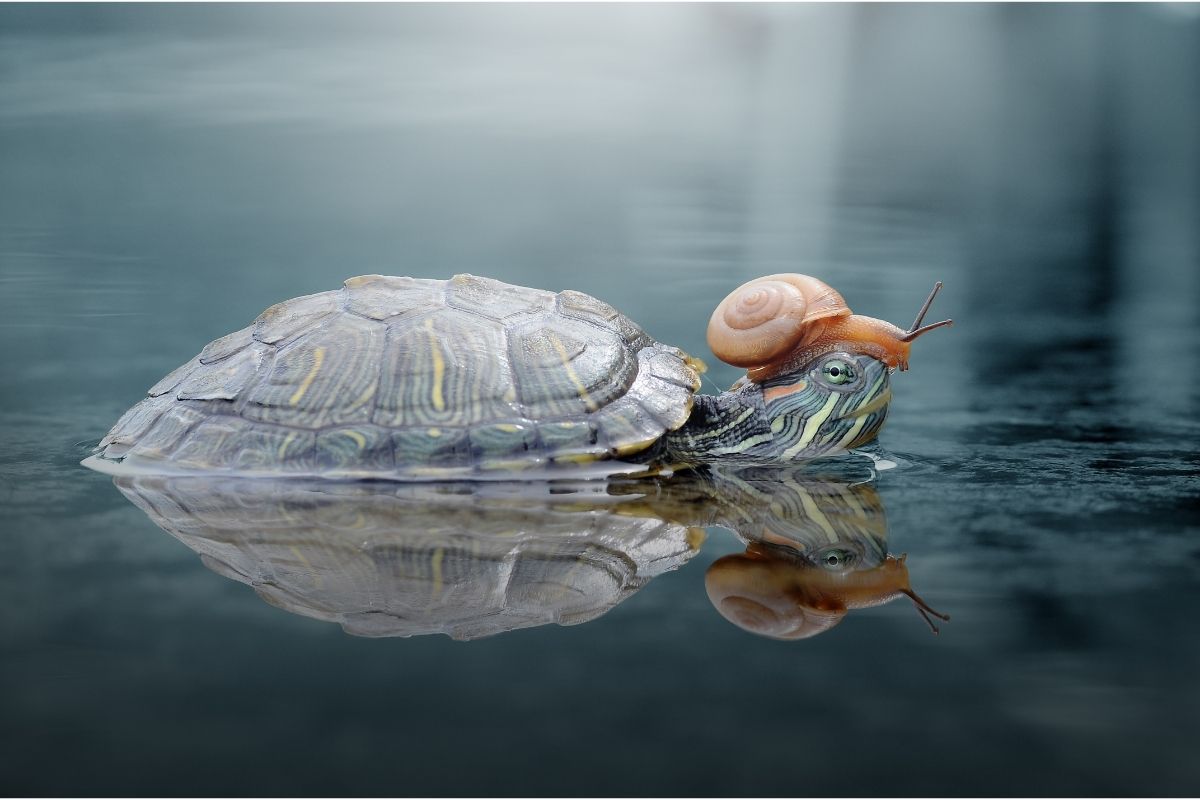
706 273 926 381
705 274 851 371
704 552 846 640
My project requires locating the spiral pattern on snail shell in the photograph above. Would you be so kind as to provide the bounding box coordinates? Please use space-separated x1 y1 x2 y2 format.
706 274 851 368
705 554 846 640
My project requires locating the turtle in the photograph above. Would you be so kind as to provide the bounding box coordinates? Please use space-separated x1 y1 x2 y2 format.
83 272 951 480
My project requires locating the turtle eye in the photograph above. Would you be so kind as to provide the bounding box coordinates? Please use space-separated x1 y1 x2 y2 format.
821 358 855 386
818 548 857 571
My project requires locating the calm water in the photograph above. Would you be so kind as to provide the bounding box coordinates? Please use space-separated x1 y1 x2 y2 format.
2 4 1199 796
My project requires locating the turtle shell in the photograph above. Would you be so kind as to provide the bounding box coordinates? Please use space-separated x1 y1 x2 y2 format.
90 274 702 479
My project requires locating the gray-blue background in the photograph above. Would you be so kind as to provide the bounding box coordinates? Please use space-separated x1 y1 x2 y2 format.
2 4 1198 795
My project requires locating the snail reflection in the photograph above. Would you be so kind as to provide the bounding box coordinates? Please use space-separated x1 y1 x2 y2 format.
685 468 949 640
113 464 945 641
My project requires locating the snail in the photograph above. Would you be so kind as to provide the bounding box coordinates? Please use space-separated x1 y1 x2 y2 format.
705 547 949 641
657 274 951 464
705 274 952 378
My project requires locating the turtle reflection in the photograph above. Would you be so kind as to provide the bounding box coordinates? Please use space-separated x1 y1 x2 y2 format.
113 464 945 640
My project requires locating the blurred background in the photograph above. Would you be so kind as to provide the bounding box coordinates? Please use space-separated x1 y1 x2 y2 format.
1 4 1198 795
2 3 1198 417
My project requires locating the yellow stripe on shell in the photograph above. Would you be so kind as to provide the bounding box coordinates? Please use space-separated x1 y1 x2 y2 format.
430 547 444 598
478 459 541 471
553 453 601 464
288 346 325 406
425 319 446 412
613 440 653 456
277 431 297 459
549 333 599 413
343 383 377 416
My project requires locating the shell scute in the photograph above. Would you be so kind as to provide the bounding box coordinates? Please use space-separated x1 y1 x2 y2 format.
446 274 555 322
253 291 340 346
100 393 175 451
230 427 317 473
343 274 444 321
243 315 383 429
170 417 251 470
625 351 695 430
508 319 636 419
125 404 209 462
374 311 518 428
315 427 396 474
557 289 651 348
469 421 544 470
647 349 703 391
537 420 599 459
178 343 272 401
170 416 317 473
392 426 473 468
199 325 256 365
591 397 664 457
148 357 199 398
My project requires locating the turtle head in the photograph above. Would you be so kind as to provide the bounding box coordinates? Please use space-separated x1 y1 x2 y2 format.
753 350 893 458
663 347 895 463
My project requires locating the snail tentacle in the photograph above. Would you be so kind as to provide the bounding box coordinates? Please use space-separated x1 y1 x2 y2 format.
900 281 953 343
899 318 954 343
908 281 942 332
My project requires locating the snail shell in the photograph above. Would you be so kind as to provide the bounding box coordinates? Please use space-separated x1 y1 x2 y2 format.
705 551 846 640
705 274 850 369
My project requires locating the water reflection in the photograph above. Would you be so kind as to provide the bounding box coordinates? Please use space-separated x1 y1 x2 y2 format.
698 472 948 640
111 462 944 641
